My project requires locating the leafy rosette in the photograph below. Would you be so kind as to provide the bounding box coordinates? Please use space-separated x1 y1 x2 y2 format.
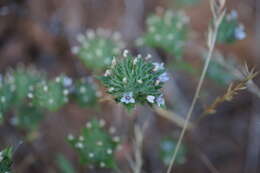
99 50 168 110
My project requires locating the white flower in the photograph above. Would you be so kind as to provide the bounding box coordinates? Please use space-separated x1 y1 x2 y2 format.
88 153 94 158
120 92 135 104
108 87 114 92
104 70 111 76
71 46 79 54
86 29 95 39
80 86 86 93
113 136 120 142
27 93 34 98
79 136 84 141
111 57 117 67
99 119 106 127
76 34 85 42
43 85 48 92
146 95 155 103
156 94 165 107
76 142 84 149
123 77 127 83
158 72 169 82
67 134 74 141
107 149 113 154
133 58 138 65
100 162 106 168
145 54 152 60
96 141 103 146
63 89 69 95
137 79 143 84
153 62 165 71
234 25 246 40
123 49 129 57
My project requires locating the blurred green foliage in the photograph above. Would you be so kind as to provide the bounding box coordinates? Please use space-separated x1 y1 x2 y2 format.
137 10 188 59
56 154 76 173
67 119 119 169
0 147 13 173
160 137 187 166
72 29 125 71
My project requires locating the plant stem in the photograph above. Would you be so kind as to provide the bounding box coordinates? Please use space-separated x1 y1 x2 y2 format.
166 1 225 172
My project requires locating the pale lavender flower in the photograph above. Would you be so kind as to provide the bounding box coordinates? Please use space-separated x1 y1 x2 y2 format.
152 62 165 71
158 72 169 82
0 74 2 83
146 95 155 103
227 10 238 21
156 94 165 107
234 25 246 40
120 92 135 104
63 76 73 87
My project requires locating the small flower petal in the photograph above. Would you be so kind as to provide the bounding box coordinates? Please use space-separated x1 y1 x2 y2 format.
146 95 155 103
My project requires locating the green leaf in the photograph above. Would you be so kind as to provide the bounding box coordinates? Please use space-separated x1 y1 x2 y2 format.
0 147 13 173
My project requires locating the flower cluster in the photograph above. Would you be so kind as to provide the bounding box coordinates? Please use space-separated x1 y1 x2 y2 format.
217 10 246 44
67 119 120 169
136 9 189 58
159 137 187 166
72 77 99 107
30 76 70 111
0 147 13 173
11 104 44 132
0 66 100 132
99 50 168 110
72 28 125 71
0 66 44 124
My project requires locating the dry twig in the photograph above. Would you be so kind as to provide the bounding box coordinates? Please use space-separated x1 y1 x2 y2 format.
203 66 258 115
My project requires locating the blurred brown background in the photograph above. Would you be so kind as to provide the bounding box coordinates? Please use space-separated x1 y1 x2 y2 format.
0 0 259 173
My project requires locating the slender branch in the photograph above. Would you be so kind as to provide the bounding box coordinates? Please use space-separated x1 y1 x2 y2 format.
166 1 226 172
133 124 144 173
155 107 193 129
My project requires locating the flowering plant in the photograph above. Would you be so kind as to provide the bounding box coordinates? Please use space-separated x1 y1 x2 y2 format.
72 77 98 107
72 29 125 71
67 119 120 169
137 9 189 58
99 50 168 110
217 10 246 43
